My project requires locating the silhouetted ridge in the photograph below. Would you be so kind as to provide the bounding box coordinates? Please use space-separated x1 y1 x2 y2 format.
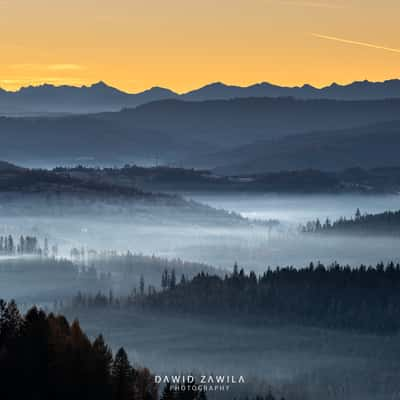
2 78 400 114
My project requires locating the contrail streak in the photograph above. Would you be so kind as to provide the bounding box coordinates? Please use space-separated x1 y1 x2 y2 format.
312 33 400 54
281 1 345 9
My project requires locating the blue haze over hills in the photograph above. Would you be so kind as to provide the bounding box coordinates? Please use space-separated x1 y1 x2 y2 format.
1 79 400 174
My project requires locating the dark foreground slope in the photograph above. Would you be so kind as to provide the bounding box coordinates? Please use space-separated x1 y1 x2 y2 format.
0 302 158 400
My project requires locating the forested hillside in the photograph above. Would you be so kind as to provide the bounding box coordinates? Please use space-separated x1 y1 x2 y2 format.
136 263 400 334
302 209 400 235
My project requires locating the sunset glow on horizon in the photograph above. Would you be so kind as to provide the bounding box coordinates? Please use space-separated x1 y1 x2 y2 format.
1 0 399 93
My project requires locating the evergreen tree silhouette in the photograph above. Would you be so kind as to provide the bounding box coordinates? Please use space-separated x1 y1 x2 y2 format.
112 347 134 400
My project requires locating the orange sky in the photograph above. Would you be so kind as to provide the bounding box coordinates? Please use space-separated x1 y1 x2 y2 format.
1 0 399 93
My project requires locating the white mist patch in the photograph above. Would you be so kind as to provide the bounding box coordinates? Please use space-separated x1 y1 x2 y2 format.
183 192 400 223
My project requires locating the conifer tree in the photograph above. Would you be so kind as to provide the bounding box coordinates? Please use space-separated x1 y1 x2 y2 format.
112 347 134 400
140 275 145 296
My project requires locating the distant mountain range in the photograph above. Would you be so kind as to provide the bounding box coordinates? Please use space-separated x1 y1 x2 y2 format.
0 82 177 115
1 96 400 172
2 79 400 114
183 79 400 101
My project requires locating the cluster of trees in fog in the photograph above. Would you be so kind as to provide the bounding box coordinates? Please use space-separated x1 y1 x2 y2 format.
0 234 57 257
0 246 219 303
301 208 400 235
87 251 217 291
68 268 184 309
0 257 111 303
74 262 400 334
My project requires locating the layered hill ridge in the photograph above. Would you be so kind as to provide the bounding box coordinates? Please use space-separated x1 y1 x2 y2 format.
0 162 250 225
0 81 178 115
1 97 400 170
202 120 400 174
2 78 400 115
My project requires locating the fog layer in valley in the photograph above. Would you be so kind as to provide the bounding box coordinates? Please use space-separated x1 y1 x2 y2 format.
183 193 400 224
2 187 400 400
2 193 400 274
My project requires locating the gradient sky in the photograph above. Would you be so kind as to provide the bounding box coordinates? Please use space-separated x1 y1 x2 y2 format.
1 0 399 93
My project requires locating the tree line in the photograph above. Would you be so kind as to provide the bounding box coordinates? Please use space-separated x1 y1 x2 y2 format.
69 261 400 333
141 262 400 334
84 250 216 293
301 208 400 235
0 234 58 257
68 269 186 309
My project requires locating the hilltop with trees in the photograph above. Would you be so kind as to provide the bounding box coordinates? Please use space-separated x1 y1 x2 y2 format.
55 165 400 194
89 262 400 335
301 208 400 235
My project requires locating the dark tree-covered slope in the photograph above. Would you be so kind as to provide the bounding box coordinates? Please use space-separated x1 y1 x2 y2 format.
139 262 400 334
302 209 400 236
0 302 158 400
